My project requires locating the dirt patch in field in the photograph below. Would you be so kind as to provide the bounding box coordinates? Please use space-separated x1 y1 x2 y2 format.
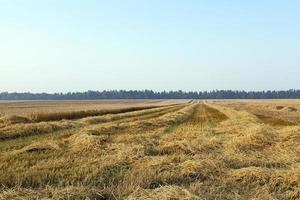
286 107 298 112
255 114 296 126
276 106 285 110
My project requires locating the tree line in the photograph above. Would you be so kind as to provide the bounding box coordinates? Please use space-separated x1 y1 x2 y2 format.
0 90 300 100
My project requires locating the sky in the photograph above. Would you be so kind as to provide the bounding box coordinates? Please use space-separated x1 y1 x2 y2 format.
1 0 300 92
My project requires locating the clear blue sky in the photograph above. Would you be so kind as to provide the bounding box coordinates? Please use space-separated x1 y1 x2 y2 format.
1 0 300 92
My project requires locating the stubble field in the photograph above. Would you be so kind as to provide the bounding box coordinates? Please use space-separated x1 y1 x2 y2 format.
0 100 299 200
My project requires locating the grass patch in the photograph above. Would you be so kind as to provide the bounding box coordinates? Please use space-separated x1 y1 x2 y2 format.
150 124 180 141
207 121 216 128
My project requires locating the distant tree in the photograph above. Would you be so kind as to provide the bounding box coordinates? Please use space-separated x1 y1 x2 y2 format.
0 90 300 100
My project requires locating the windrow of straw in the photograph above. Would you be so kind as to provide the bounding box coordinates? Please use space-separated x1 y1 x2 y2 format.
0 115 32 126
80 103 198 137
28 104 183 122
0 104 184 141
0 103 182 126
0 120 80 141
80 104 185 124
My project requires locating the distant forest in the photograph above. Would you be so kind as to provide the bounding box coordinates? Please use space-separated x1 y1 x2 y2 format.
1 90 300 100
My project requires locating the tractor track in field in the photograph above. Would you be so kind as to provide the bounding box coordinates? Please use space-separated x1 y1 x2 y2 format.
185 103 228 127
136 103 228 157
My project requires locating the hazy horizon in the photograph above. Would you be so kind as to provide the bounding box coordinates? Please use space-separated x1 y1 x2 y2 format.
1 0 300 93
1 89 300 94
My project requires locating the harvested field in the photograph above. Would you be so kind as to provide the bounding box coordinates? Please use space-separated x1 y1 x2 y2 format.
0 100 300 199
